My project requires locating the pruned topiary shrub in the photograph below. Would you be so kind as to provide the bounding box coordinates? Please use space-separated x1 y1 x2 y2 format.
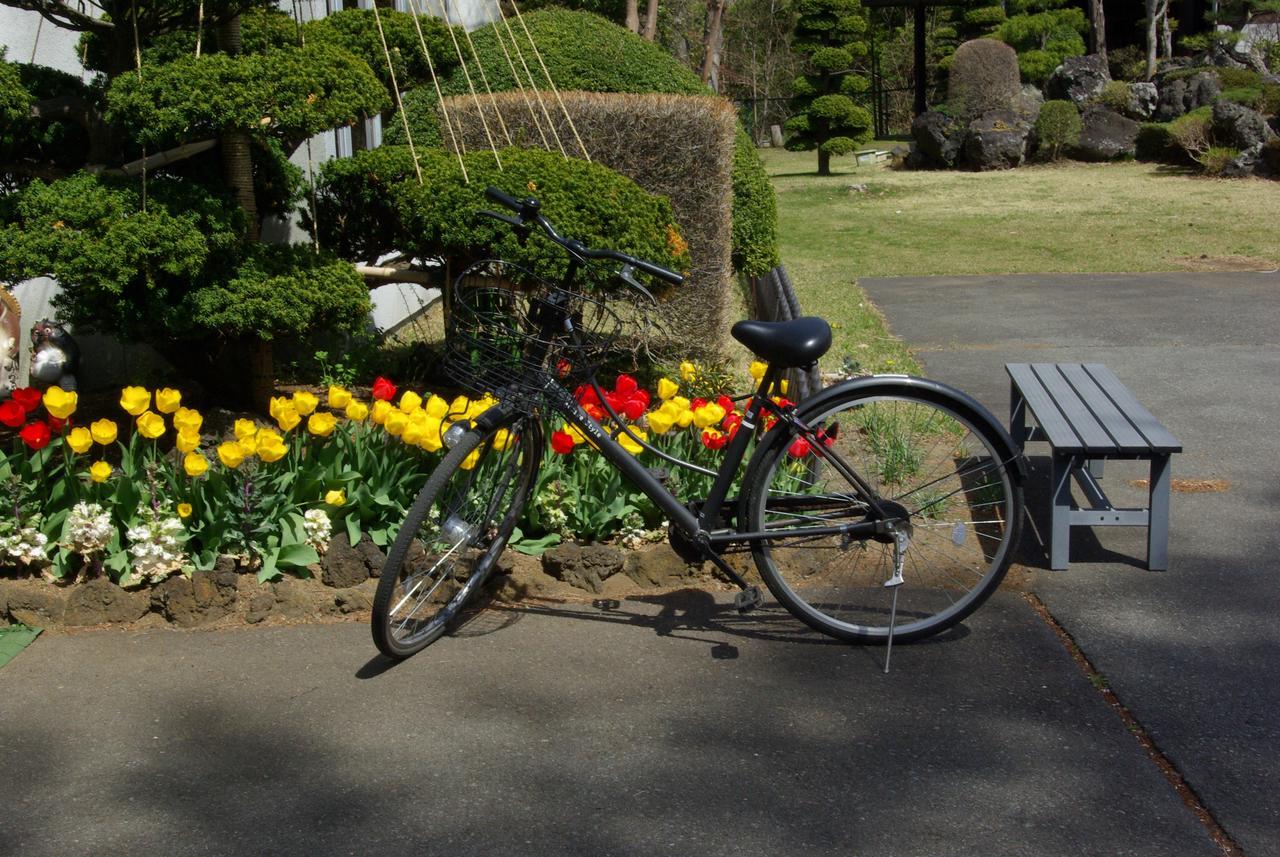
1096 81 1133 113
434 91 737 354
948 38 1023 119
314 145 687 292
1168 106 1214 165
1135 122 1180 162
1033 100 1082 159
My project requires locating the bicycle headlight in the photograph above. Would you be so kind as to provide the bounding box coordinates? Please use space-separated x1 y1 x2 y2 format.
443 421 470 449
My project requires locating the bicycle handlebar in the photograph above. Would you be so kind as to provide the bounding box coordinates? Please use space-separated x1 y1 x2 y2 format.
481 186 685 288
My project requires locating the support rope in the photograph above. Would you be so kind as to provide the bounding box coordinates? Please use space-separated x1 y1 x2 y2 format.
404 0 470 183
292 0 322 250
427 0 502 168
463 24 512 147
496 2 565 158
490 14 550 151
195 0 204 57
131 0 146 211
370 2 424 184
509 0 589 161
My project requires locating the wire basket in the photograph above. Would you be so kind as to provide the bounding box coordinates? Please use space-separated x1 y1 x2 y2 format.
445 259 625 407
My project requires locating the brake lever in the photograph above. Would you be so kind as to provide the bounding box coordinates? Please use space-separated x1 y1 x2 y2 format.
618 264 657 305
477 209 531 245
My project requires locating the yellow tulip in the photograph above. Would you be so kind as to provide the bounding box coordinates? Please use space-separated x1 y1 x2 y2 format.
679 361 698 382
275 404 301 432
173 407 202 433
184 452 209 477
324 489 346 506
43 386 78 420
65 427 93 454
657 378 679 400
420 417 444 452
155 387 182 414
399 390 422 413
89 460 112 483
90 419 118 446
177 503 193 519
119 386 150 416
646 409 674 435
676 409 695 429
237 433 259 456
402 422 426 446
176 429 201 453
424 395 449 418
217 442 245 469
618 428 647 455
234 419 258 440
749 361 767 382
370 400 393 425
459 448 481 470
345 400 369 422
778 379 789 396
268 396 289 420
257 437 287 463
692 403 726 429
327 386 352 409
307 412 337 437
671 396 691 411
136 411 166 439
449 395 470 417
491 428 511 451
292 391 319 416
384 410 409 437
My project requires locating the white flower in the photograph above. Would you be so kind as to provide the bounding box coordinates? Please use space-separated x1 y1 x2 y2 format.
126 504 188 584
66 502 113 556
303 509 332 553
0 527 48 564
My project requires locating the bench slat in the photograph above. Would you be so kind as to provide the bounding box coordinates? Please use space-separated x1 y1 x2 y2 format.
1007 363 1085 452
1083 364 1182 453
1057 364 1150 453
1031 363 1116 454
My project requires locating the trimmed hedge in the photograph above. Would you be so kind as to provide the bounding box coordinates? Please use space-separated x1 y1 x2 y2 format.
429 91 737 354
384 8 778 278
314 145 687 292
1135 122 1181 163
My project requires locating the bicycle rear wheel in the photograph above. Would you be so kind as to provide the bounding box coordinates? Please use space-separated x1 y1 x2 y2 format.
742 383 1022 644
371 413 542 659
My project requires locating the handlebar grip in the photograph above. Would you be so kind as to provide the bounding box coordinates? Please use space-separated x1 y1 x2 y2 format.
484 186 522 212
629 257 684 286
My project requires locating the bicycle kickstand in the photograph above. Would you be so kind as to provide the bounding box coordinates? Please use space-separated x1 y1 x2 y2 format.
883 527 908 674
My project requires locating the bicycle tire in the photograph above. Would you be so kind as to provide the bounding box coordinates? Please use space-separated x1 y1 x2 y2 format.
371 413 542 659
741 380 1023 644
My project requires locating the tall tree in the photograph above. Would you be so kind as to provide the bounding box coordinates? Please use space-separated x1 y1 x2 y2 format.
1088 0 1107 60
783 0 873 175
701 0 731 90
1145 0 1171 78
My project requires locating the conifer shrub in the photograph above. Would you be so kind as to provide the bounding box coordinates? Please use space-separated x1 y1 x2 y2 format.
1033 99 1081 159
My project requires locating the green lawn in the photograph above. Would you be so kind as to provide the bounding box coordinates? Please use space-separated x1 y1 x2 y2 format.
765 147 1280 372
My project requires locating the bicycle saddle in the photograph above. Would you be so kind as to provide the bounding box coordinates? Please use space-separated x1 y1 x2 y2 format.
731 317 832 369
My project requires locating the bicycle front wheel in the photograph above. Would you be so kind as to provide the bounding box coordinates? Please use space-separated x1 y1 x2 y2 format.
743 384 1022 644
371 413 542 659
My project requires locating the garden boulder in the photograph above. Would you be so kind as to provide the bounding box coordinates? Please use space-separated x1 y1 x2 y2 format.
150 564 239 627
1123 82 1159 120
1154 72 1221 122
960 110 1031 170
1072 105 1140 161
321 533 384 588
1046 54 1111 106
1219 143 1264 179
908 110 963 168
62 578 150 626
542 542 624 594
1211 101 1275 151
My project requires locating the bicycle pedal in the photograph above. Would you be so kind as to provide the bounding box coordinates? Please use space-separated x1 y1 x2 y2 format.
735 586 763 613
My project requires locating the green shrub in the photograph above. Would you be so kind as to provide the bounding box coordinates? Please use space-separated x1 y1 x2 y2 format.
1260 139 1280 175
1107 45 1147 82
731 128 781 275
963 6 1007 28
1168 106 1214 163
314 146 686 290
1221 86 1264 110
1033 99 1082 159
1135 123 1179 162
1097 80 1132 112
1201 146 1240 176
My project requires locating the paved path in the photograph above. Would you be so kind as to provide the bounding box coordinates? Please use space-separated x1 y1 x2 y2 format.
862 270 1280 855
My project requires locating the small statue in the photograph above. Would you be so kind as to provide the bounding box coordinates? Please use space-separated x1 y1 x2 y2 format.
29 319 80 391
0 291 19 397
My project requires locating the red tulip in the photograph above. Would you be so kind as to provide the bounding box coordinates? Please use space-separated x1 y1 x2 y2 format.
0 400 24 427
551 430 577 455
615 374 638 396
48 416 67 432
11 387 42 412
787 437 811 458
701 429 728 450
717 395 735 413
371 376 397 402
19 421 52 450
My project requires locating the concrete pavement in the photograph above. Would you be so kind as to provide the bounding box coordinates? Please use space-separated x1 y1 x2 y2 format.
862 270 1280 855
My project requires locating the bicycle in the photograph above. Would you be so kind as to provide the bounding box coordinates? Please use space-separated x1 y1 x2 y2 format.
371 187 1025 662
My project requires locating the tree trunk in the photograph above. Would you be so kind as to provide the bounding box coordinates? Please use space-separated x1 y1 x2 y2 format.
701 0 729 91
1088 0 1107 60
625 0 640 33
221 130 259 241
817 147 831 176
1145 0 1163 79
1161 10 1173 59
642 0 659 41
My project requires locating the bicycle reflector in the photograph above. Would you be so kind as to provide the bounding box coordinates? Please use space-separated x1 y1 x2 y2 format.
443 421 470 449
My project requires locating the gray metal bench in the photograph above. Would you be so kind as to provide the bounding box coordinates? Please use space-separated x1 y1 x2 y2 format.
1007 363 1182 571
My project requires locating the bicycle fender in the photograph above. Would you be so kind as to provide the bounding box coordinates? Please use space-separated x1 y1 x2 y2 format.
745 374 1027 485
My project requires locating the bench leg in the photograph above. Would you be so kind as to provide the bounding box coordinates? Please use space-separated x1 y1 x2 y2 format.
1087 459 1104 480
1009 381 1028 449
1147 454 1172 571
1050 454 1074 571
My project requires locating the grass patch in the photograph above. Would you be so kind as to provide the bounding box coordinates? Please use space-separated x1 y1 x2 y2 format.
765 147 1280 372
